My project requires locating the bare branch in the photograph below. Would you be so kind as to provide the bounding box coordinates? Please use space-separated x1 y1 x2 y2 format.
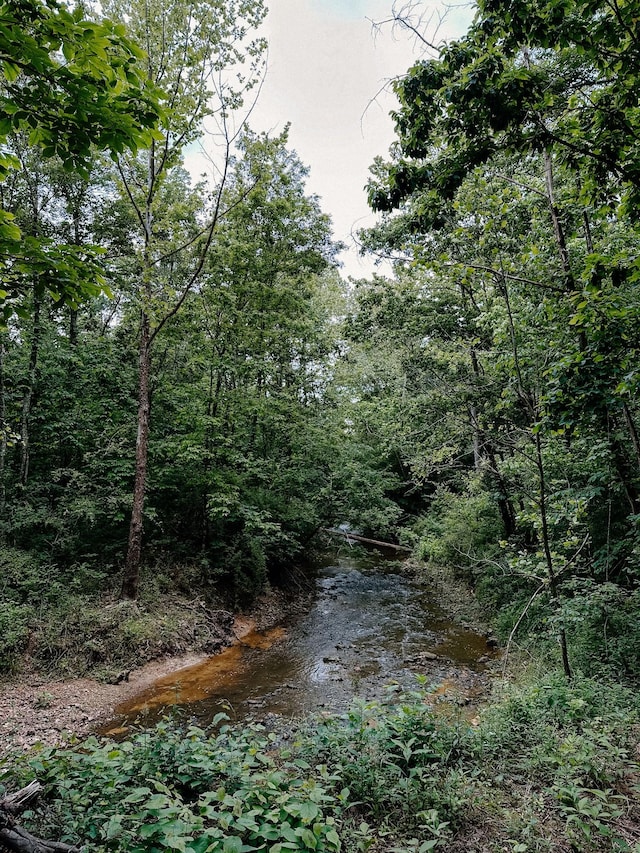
115 162 146 233
502 582 546 677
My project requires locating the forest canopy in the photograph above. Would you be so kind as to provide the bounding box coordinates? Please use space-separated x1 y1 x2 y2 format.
0 0 162 316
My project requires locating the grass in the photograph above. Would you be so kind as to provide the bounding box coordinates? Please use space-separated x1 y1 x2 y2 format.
0 592 233 682
0 544 239 680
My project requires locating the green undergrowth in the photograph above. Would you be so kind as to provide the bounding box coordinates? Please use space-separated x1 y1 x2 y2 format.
2 671 640 853
25 595 230 681
0 545 234 679
0 591 231 682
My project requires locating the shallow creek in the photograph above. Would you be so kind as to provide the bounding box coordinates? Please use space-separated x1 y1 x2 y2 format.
104 550 496 734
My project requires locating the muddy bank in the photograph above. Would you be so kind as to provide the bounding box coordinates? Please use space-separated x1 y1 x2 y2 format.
0 651 209 758
0 591 295 760
0 554 499 758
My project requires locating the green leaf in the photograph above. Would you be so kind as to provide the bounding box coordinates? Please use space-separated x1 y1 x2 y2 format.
123 787 151 803
299 828 317 849
2 61 21 82
105 815 123 840
138 824 160 839
298 802 320 823
325 829 340 850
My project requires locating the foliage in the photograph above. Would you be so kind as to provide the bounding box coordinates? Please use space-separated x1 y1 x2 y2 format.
0 600 32 673
130 130 345 598
0 0 160 163
296 689 467 839
348 0 640 678
0 0 162 315
0 544 229 675
7 721 343 853
0 99 346 611
3 673 640 852
368 0 640 227
559 580 640 679
412 485 503 572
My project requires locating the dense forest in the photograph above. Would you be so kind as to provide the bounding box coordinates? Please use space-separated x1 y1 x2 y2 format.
2 0 640 851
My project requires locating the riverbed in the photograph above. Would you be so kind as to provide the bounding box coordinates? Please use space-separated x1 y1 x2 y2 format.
105 549 497 733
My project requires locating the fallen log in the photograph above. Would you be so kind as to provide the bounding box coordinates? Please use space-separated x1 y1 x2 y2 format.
1 783 43 816
0 783 81 853
321 528 412 552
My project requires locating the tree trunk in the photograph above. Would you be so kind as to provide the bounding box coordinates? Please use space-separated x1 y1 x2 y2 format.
535 432 572 680
69 206 81 346
486 443 518 538
321 528 412 551
469 403 482 470
608 427 640 515
0 340 7 519
122 139 156 600
122 311 151 599
19 291 41 487
69 308 78 346
468 342 518 537
543 149 575 291
622 402 640 473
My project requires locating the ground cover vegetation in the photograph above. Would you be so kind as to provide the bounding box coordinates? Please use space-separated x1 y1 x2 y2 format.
3 0 640 849
3 675 640 852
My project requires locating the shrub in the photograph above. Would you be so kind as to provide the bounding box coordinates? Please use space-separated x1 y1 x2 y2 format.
0 601 33 673
412 487 502 576
9 721 343 853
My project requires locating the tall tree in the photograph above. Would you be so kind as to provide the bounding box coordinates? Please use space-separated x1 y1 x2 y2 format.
147 130 344 597
102 0 267 598
357 0 640 674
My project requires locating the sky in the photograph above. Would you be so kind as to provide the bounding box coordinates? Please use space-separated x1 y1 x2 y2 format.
191 0 474 279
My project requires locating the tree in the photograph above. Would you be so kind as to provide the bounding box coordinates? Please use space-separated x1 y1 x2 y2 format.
0 0 161 317
369 0 640 228
146 129 344 598
101 0 267 598
357 0 640 675
367 0 640 525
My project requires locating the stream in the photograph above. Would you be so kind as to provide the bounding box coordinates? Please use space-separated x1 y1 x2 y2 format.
104 550 497 733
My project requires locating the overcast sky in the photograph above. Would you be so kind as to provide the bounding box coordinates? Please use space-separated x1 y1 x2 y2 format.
192 1 474 279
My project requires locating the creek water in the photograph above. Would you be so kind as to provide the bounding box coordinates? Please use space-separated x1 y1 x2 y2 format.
105 550 496 733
